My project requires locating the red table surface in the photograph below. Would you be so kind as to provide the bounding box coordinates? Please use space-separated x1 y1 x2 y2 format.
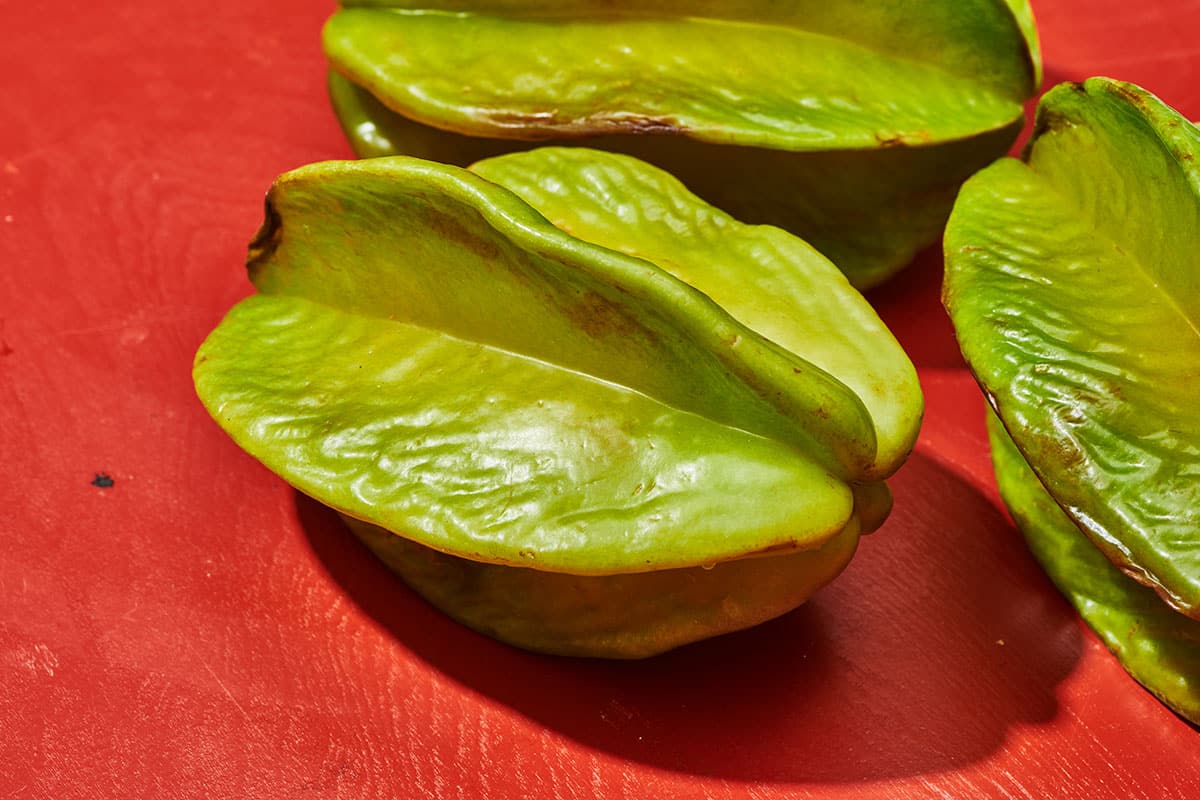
3 1 1198 797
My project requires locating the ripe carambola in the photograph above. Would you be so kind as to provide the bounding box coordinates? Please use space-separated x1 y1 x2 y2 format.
194 148 922 657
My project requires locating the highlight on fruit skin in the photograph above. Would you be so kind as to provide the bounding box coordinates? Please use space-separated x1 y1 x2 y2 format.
322 0 1041 289
194 149 922 658
943 77 1200 720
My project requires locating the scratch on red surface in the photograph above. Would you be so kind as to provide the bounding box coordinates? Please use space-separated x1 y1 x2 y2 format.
54 313 214 340
197 653 271 747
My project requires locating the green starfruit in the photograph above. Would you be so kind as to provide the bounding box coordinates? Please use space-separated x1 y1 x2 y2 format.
944 78 1200 719
194 148 922 658
322 0 1041 288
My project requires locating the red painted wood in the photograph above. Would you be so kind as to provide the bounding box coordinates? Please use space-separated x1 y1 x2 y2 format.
2 1 1198 796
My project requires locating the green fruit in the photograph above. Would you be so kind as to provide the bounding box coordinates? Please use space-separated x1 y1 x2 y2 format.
194 149 921 657
944 78 1200 718
322 1 1041 288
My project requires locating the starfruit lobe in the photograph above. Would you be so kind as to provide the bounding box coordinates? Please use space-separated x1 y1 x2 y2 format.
342 512 863 659
322 1 1041 288
945 78 1200 618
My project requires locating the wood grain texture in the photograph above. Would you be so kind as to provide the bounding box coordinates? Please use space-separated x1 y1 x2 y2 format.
2 0 1199 796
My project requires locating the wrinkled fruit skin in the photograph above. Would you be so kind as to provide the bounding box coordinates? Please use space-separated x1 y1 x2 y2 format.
195 150 921 658
323 1 1041 288
944 78 1200 719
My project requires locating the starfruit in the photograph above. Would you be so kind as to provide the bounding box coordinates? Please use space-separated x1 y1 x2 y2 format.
321 0 1042 289
194 148 922 658
944 78 1200 719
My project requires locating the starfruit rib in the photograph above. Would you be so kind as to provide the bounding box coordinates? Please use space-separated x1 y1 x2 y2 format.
324 9 1025 151
194 292 857 574
988 413 1200 724
470 147 922 479
248 157 877 481
944 78 1200 616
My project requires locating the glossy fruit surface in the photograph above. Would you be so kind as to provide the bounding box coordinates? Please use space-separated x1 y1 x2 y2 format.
323 1 1041 287
193 151 920 655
